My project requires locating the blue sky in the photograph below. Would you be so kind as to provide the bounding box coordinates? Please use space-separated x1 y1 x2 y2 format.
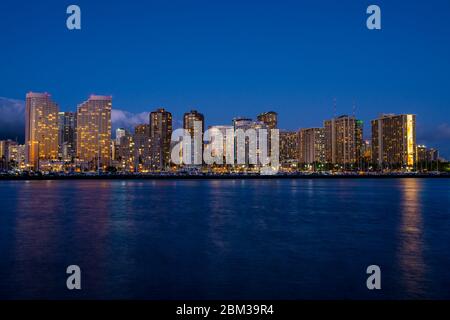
0 0 449 156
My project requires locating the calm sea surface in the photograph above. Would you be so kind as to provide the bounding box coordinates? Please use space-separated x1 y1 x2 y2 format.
0 179 449 299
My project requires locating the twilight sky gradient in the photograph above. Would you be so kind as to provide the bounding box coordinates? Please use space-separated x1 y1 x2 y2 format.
0 0 449 156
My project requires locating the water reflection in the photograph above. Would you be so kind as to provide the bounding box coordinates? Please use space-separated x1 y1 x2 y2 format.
398 179 426 297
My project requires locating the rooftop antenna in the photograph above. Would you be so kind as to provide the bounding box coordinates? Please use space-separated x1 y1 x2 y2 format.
333 98 337 118
352 99 356 117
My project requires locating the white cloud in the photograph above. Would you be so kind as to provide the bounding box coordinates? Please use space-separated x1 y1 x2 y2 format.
111 109 150 134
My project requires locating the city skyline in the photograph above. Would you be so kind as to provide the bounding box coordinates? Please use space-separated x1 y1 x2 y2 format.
1 90 447 174
0 93 448 159
1 1 450 157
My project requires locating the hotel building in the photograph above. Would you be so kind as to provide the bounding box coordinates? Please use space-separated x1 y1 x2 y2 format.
150 108 172 170
134 124 151 171
25 92 59 170
280 131 299 164
298 128 325 164
257 111 278 130
58 111 76 161
371 114 416 169
76 95 112 170
183 110 204 165
324 115 363 167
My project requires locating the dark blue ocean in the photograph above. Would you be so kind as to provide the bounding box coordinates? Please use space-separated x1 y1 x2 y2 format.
0 179 449 299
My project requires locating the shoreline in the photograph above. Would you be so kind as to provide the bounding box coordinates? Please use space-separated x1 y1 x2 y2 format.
0 173 449 181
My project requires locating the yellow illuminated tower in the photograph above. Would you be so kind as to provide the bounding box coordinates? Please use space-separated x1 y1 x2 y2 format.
76 95 112 170
371 114 416 170
25 92 59 170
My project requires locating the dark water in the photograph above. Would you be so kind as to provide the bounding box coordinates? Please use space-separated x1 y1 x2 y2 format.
0 179 449 300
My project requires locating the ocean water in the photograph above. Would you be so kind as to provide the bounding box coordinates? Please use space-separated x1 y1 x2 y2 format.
0 178 449 299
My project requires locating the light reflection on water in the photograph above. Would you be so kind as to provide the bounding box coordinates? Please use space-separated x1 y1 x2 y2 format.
398 179 426 297
0 178 449 299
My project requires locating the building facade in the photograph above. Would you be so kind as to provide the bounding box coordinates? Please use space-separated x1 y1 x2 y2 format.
183 110 204 165
298 128 325 165
25 92 59 170
58 111 76 161
257 111 278 130
76 95 112 170
324 115 363 168
150 108 172 170
280 131 299 164
371 114 416 169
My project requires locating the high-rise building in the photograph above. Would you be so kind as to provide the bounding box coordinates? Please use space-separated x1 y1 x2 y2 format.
58 111 76 161
257 111 278 130
280 131 299 163
233 118 269 167
9 143 25 169
183 110 204 165
149 108 172 170
207 125 234 164
0 140 8 170
371 114 416 169
116 130 135 172
417 145 439 164
116 128 126 145
417 145 427 163
298 128 325 164
134 124 151 171
76 95 112 170
183 110 204 137
324 115 363 167
25 92 59 170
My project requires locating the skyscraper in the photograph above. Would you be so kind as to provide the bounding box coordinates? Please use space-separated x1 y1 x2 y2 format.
116 128 126 145
76 95 112 170
58 111 76 161
207 125 234 165
134 124 151 171
25 92 59 170
324 115 363 168
116 130 135 172
298 128 325 164
257 111 278 129
183 110 204 137
371 114 416 170
183 110 204 165
149 108 172 170
279 131 299 163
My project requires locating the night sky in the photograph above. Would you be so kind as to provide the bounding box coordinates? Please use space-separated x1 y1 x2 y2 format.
0 0 449 156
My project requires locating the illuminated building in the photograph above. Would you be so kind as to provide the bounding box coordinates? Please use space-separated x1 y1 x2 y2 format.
417 145 427 162
257 111 278 129
298 128 325 164
183 110 204 137
207 125 234 165
232 118 269 168
116 130 135 172
183 110 204 165
116 128 126 145
58 111 76 161
0 140 8 170
150 108 172 170
371 114 416 169
324 115 363 168
134 124 151 171
427 148 439 162
25 92 59 170
280 131 299 163
76 95 112 170
9 143 26 169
